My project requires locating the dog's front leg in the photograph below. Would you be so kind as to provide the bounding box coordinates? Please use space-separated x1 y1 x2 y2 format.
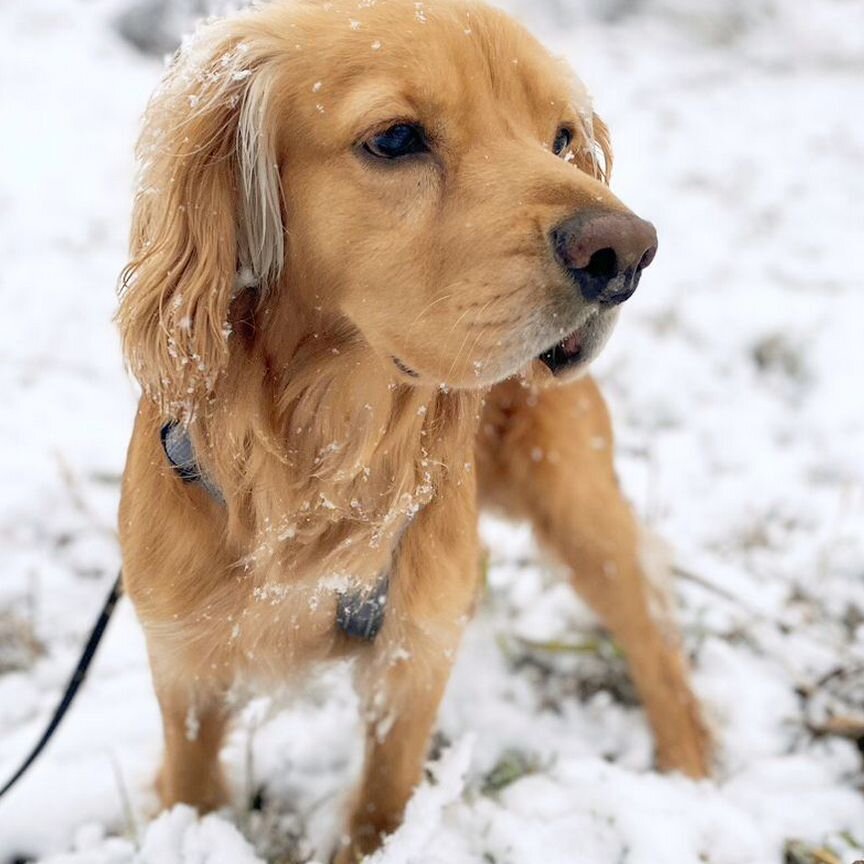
147 648 231 813
478 376 713 779
335 485 480 863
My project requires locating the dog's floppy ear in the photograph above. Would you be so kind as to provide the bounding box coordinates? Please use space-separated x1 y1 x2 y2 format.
563 66 613 185
589 113 613 185
571 111 613 185
118 18 285 417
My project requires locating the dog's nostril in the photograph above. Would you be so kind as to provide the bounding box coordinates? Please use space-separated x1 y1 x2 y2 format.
584 247 618 281
637 245 657 271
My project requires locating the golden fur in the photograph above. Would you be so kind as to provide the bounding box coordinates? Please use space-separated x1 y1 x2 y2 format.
117 1 711 859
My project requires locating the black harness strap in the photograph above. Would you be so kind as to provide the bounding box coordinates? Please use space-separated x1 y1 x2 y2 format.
0 573 123 802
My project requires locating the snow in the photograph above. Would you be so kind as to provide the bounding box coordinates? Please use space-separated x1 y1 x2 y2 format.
2 0 864 862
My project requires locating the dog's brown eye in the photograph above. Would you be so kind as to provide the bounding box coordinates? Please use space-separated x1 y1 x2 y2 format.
553 127 573 157
364 123 429 160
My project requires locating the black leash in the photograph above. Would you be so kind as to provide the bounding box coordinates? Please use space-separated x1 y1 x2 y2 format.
0 572 123 801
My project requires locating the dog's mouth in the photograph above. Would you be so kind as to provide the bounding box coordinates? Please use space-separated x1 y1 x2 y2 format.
537 327 586 375
536 310 618 377
389 309 618 386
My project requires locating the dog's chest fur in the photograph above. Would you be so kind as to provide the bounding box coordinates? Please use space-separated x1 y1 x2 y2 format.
155 370 481 677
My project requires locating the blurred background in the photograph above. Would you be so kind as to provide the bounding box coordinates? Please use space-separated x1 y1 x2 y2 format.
1 1 863 862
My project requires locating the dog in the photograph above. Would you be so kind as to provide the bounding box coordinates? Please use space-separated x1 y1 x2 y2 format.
116 0 712 858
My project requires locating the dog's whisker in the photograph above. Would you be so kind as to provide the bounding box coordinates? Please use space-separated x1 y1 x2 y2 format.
405 292 457 331
443 295 497 381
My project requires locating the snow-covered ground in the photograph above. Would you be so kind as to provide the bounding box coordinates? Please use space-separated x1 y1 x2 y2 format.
1 0 863 862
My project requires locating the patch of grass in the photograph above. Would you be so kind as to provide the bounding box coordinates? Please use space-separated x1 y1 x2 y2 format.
0 608 43 675
481 748 546 796
497 631 639 709
840 831 863 851
511 635 625 658
752 334 810 385
244 789 316 864
784 839 842 864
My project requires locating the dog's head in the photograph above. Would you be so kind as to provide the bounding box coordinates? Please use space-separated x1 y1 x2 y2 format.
119 0 656 412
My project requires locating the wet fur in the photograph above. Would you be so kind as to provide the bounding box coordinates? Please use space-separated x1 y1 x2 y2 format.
117 1 711 859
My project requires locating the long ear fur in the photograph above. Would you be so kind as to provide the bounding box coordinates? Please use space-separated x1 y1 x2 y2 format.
118 17 285 417
590 113 614 185
571 110 613 185
563 64 613 185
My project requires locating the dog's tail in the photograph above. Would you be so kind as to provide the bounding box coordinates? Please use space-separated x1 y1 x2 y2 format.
0 573 123 802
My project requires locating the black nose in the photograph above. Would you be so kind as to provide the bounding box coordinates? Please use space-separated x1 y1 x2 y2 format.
552 211 658 306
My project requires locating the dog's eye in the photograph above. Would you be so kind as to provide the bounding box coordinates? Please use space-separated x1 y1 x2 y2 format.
553 127 573 157
364 123 429 160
